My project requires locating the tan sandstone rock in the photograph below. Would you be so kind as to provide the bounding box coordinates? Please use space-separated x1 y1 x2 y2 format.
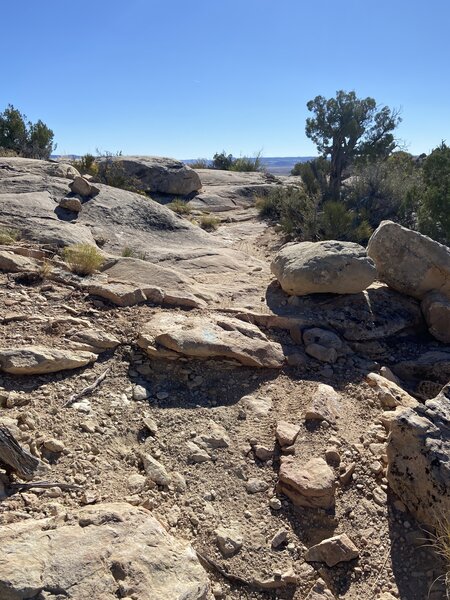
0 502 210 600
0 346 96 375
305 533 359 567
271 240 376 296
277 456 336 509
305 383 342 424
137 313 284 368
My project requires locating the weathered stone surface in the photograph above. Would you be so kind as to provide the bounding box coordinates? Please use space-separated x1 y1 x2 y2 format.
97 257 205 308
421 291 450 343
215 526 243 557
306 578 336 599
0 346 96 374
137 313 284 368
59 196 82 212
278 456 336 509
67 328 120 351
367 220 450 300
276 420 300 446
305 534 359 567
0 502 210 600
305 383 341 424
392 351 450 385
0 250 38 273
88 281 148 307
366 373 419 409
384 384 450 529
69 175 99 197
99 155 201 195
271 241 376 296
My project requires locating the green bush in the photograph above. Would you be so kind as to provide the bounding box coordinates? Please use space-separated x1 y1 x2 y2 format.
257 187 318 239
211 150 264 172
62 244 104 275
417 143 450 245
291 157 330 198
72 153 98 176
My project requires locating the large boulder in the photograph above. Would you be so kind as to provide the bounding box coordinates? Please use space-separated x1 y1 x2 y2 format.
137 312 284 368
271 241 376 296
0 502 210 600
384 384 450 529
421 291 450 343
367 221 450 300
98 155 202 195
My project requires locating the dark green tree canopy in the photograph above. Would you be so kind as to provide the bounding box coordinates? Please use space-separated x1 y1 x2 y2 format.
0 104 55 159
305 90 401 199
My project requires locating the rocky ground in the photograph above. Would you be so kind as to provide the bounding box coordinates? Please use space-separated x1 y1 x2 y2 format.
0 157 449 600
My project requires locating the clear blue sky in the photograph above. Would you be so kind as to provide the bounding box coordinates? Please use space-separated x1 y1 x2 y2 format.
2 0 449 158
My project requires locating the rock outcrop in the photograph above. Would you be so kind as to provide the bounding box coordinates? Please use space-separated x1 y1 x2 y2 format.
138 313 284 367
271 241 376 296
0 502 210 600
384 384 450 529
98 155 202 195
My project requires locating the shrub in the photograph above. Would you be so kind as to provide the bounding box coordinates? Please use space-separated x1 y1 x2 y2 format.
321 201 373 244
95 151 145 194
62 243 104 275
230 152 263 172
291 157 330 198
417 143 450 245
189 158 209 169
0 226 20 245
257 187 318 240
72 153 98 176
199 214 220 231
121 246 135 257
212 151 234 170
167 199 192 214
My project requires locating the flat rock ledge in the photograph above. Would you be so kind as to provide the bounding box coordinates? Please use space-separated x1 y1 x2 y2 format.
0 346 97 375
137 313 285 368
0 502 210 600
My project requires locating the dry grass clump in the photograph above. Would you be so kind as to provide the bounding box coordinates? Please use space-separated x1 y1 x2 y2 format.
199 214 220 231
427 515 450 598
167 199 192 215
62 243 104 275
0 226 20 245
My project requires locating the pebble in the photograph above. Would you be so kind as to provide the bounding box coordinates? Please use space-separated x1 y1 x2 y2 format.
133 385 149 401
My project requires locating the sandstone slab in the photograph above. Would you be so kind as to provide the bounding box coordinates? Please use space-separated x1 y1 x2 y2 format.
0 346 96 375
0 502 210 600
138 313 284 368
305 534 359 567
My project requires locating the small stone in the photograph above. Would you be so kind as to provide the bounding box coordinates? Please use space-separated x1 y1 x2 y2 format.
43 439 65 453
133 385 149 401
186 441 211 463
276 420 300 447
156 391 169 400
340 462 356 486
215 526 243 557
325 448 341 466
271 528 288 549
254 445 273 461
305 344 337 364
141 454 171 486
245 478 269 494
59 196 82 212
143 417 158 435
305 383 341 424
269 497 282 510
305 533 359 567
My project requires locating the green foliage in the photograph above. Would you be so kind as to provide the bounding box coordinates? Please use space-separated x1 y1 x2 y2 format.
72 153 98 176
0 104 55 159
167 199 192 214
199 214 220 231
345 151 424 228
212 151 235 170
291 157 330 197
0 226 21 245
257 187 318 240
321 201 373 243
305 91 401 199
62 244 104 275
418 142 450 244
211 150 263 172
121 246 135 257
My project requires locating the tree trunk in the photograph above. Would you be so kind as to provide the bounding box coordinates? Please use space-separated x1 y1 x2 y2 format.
329 145 344 201
0 425 41 480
